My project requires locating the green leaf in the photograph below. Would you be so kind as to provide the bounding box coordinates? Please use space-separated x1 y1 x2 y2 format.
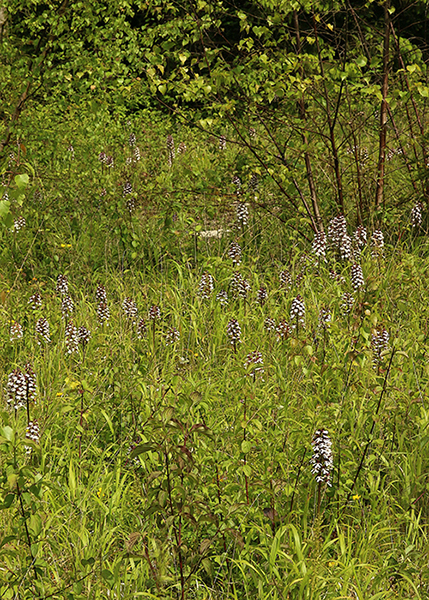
0 200 11 219
14 173 29 188
242 464 252 477
28 514 42 537
1 426 14 442
241 440 252 453
7 474 17 490
130 443 156 458
0 535 16 549
0 494 15 509
102 569 114 586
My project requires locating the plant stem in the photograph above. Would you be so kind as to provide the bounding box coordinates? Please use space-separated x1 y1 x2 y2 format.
375 0 391 214
165 451 185 600
316 481 322 518
17 482 38 583
343 348 396 507
243 397 249 505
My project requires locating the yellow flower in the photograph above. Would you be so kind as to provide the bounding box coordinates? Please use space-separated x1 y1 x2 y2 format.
352 494 361 501
60 243 72 248
56 392 63 397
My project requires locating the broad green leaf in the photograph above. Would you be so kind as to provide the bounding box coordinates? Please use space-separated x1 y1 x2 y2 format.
28 514 42 537
241 440 252 453
14 174 29 188
0 200 10 219
130 443 157 458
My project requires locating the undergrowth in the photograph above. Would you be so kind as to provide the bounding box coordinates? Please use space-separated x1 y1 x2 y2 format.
1 110 429 599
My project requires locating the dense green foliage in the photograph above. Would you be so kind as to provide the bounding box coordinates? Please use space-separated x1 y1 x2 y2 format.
0 113 429 598
1 0 429 598
3 0 429 228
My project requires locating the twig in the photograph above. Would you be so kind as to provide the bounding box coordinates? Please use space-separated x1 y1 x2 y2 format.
343 348 396 507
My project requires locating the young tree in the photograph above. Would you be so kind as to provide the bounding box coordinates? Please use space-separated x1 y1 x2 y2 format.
0 0 142 158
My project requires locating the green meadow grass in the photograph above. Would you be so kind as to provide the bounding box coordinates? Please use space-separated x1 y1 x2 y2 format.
1 113 429 599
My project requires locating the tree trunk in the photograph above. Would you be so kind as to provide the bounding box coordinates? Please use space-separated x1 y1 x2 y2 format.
375 0 390 212
294 11 324 232
313 15 345 214
0 6 7 39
